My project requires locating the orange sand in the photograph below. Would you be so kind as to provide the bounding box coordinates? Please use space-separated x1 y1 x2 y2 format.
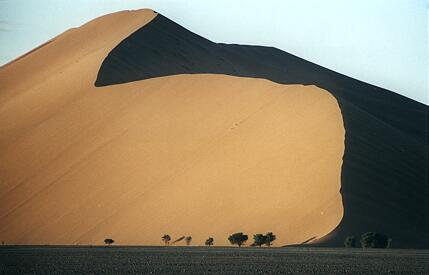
0 9 344 246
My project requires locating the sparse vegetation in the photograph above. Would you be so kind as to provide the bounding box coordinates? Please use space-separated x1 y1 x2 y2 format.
360 232 389 248
265 232 276 247
253 234 267 247
205 237 214 247
185 236 192 246
252 232 276 247
344 236 357 248
228 232 248 247
162 234 171 246
104 238 114 245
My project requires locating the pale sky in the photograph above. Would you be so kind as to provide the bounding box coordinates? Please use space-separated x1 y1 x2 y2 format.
0 0 428 104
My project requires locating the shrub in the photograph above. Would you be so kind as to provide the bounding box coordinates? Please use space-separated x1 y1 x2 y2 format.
228 232 248 247
162 234 171 246
360 232 389 248
205 237 214 247
344 236 357 248
104 238 114 245
253 234 267 247
265 232 276 247
252 232 276 247
185 236 192 246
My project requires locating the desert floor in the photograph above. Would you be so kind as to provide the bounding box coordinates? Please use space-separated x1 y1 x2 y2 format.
1 246 428 274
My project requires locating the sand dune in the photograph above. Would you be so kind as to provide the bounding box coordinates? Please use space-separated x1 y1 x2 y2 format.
2 8 427 248
94 12 428 248
0 10 344 246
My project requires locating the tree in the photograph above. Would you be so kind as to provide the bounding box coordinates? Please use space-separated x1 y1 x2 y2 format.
185 236 192 246
344 236 357 248
205 237 214 247
104 238 114 245
253 234 267 247
360 232 389 248
252 232 276 247
162 234 171 246
228 232 248 247
265 232 276 247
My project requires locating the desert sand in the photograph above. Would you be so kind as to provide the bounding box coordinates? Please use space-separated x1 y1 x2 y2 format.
0 9 345 246
91 11 428 248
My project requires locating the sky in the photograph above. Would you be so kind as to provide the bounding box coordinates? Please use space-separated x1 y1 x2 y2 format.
0 0 428 105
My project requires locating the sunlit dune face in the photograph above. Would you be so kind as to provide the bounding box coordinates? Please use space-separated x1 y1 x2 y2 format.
90 76 345 246
0 74 344 246
0 10 345 246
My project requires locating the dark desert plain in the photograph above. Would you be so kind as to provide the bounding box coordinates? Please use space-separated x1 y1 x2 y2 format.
0 8 428 274
1 246 428 274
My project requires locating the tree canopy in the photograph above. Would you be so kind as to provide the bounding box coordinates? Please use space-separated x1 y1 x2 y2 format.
162 234 171 246
104 238 114 245
265 232 276 247
252 232 276 247
360 232 389 248
253 234 267 247
205 237 214 247
228 232 248 247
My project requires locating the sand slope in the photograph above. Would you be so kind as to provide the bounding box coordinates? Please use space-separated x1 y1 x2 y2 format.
95 13 429 248
0 10 344 246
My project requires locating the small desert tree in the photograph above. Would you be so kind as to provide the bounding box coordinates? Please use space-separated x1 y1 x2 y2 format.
162 234 171 246
228 232 248 247
253 234 267 247
185 236 192 246
344 236 357 248
360 232 389 248
265 232 276 247
104 238 114 246
205 237 214 247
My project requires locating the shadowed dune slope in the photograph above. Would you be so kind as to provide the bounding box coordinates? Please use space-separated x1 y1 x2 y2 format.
0 10 345 246
95 13 429 248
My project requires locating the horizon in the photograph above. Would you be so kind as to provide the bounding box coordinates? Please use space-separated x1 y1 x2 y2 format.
0 0 427 105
